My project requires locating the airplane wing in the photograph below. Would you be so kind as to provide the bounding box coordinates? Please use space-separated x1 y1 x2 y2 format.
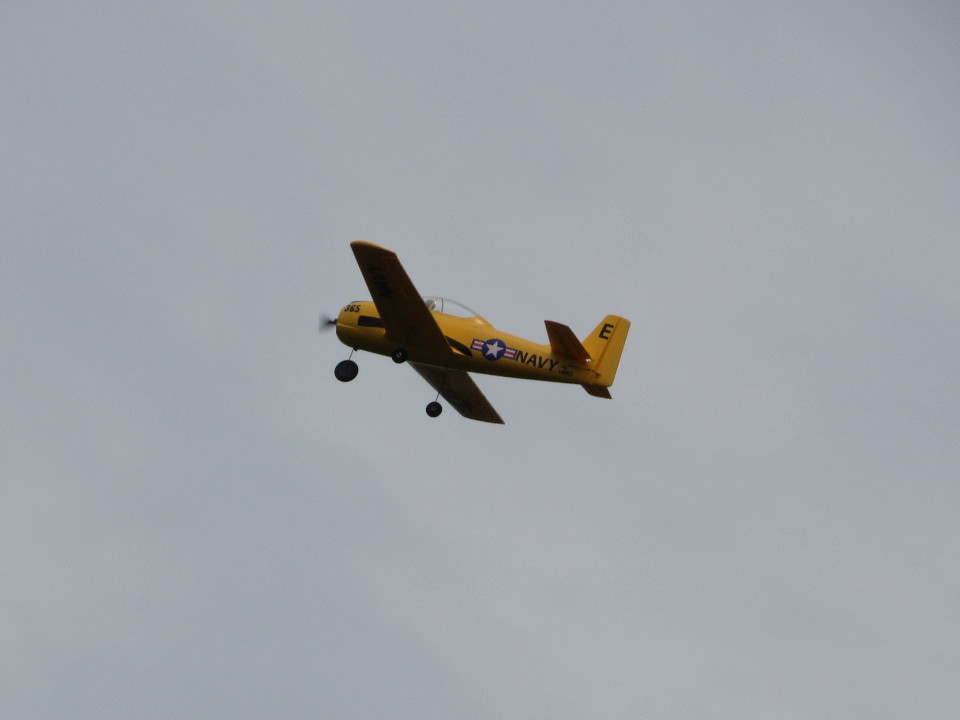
409 362 505 424
350 241 451 355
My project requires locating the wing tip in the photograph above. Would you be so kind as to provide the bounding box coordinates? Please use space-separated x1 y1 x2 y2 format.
350 240 392 254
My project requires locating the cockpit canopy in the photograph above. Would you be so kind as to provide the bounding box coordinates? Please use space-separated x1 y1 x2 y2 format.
423 296 485 321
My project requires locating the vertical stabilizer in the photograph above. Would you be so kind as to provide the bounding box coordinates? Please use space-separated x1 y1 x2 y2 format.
581 315 631 388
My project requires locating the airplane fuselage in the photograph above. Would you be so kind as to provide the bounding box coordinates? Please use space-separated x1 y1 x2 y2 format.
336 301 599 386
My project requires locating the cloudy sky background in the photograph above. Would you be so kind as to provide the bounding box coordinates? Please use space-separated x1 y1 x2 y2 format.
3 1 959 717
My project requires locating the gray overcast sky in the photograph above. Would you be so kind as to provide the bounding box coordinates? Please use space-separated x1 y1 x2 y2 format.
3 1 958 718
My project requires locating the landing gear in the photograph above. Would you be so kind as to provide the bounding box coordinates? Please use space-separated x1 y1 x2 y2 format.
334 359 359 382
333 349 441 419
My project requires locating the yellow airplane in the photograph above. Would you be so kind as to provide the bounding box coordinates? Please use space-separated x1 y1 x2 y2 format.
327 241 630 424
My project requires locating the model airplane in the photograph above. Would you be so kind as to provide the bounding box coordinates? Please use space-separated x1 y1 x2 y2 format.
326 241 630 424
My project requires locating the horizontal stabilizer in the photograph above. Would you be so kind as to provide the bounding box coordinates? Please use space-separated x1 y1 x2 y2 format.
581 383 612 399
544 320 591 363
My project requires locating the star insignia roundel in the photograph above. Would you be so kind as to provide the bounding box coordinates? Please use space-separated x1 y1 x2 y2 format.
483 339 505 359
470 338 518 361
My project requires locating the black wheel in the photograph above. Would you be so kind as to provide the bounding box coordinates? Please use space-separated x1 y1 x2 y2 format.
334 359 359 382
426 401 443 418
391 348 408 364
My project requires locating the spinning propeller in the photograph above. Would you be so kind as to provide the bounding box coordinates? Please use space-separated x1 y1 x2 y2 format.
319 314 337 333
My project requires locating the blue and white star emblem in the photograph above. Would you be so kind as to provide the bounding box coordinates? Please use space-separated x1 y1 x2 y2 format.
483 339 505 359
471 338 518 361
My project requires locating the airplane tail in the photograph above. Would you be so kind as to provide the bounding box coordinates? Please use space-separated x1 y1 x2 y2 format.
544 315 631 398
581 315 631 391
